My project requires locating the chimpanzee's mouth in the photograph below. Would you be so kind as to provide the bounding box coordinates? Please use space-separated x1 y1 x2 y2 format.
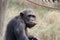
30 21 37 25
26 22 37 28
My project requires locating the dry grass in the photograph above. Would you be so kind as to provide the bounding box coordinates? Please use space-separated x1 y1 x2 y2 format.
3 1 60 40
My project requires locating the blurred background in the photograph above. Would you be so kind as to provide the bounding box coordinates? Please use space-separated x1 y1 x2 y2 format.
1 0 60 40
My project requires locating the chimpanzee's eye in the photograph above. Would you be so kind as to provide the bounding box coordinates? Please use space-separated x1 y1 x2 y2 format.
28 15 35 18
32 15 35 18
28 15 31 17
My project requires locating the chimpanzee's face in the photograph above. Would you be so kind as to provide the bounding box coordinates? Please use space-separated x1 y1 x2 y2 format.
25 14 37 28
20 9 37 28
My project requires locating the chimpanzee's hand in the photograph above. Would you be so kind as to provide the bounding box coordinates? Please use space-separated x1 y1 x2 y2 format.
31 37 38 40
28 36 38 40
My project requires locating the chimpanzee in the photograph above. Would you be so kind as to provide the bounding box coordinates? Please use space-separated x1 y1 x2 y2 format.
5 9 37 40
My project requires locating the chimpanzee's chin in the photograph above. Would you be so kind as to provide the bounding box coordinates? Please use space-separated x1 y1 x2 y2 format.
26 25 35 28
28 26 34 28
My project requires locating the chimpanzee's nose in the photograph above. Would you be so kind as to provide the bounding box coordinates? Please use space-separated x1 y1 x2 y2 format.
32 20 34 21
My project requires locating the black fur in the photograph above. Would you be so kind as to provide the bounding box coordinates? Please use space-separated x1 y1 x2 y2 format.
5 9 37 40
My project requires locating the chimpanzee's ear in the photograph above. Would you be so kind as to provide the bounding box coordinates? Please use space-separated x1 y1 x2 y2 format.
20 12 24 17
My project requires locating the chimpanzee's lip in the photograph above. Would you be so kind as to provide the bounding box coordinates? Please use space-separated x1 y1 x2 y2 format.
26 22 37 27
32 22 37 25
34 22 37 25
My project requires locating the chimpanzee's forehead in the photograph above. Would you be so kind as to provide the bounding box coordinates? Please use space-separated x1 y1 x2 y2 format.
23 9 36 16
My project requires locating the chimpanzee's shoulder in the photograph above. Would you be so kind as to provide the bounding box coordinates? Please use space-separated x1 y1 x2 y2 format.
7 16 19 25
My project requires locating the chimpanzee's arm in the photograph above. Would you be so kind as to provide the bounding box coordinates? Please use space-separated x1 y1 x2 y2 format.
14 21 29 40
25 29 37 40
